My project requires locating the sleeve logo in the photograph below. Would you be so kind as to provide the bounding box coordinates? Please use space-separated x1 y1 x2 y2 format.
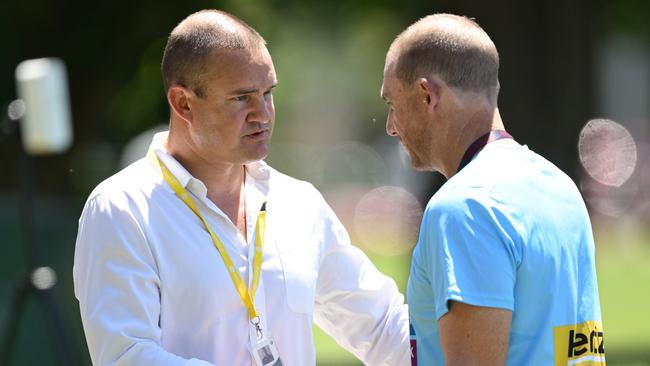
553 320 605 365
410 323 418 366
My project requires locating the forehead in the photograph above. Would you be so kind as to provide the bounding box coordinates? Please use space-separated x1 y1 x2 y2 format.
381 65 402 99
381 52 401 92
205 47 277 93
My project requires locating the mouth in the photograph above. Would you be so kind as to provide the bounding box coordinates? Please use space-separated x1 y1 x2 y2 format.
243 129 270 141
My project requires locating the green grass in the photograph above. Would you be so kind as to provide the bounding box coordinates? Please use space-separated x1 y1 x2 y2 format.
594 227 650 364
313 228 650 365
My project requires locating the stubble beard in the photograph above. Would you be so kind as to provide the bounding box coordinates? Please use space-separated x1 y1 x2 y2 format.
239 134 273 164
403 128 434 172
408 149 430 171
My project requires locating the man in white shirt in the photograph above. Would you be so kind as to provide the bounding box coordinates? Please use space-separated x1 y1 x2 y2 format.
73 9 409 366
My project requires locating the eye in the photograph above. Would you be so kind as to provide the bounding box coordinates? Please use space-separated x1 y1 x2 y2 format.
232 95 249 102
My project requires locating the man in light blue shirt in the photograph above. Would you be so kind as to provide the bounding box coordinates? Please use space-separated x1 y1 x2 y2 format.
381 13 604 365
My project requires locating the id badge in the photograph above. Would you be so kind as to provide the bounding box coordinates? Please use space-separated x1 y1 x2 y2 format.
251 337 283 366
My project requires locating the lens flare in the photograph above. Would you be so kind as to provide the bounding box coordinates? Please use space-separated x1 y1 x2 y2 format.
578 118 637 187
31 266 57 290
7 99 26 120
353 186 423 256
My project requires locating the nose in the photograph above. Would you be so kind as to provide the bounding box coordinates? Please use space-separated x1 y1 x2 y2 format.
248 95 274 124
386 110 398 137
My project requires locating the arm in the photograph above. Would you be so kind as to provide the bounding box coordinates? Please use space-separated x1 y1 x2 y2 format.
424 193 519 365
438 301 511 366
311 195 410 366
73 193 213 366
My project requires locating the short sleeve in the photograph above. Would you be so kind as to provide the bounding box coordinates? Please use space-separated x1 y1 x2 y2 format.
425 193 519 319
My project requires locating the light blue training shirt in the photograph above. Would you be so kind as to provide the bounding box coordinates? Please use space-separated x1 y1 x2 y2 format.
407 139 605 365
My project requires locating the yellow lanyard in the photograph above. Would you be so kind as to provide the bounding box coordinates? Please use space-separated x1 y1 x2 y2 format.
147 150 265 322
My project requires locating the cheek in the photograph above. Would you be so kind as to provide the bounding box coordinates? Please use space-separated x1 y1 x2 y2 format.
389 107 402 126
395 110 411 133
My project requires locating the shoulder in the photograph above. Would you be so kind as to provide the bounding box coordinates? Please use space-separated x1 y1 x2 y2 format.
418 184 486 250
426 180 495 222
467 140 573 190
421 178 518 247
83 158 159 214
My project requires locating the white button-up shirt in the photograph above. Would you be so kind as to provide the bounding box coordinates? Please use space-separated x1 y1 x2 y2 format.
73 132 409 366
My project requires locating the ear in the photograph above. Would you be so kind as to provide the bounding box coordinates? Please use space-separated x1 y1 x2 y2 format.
417 77 441 111
167 86 194 125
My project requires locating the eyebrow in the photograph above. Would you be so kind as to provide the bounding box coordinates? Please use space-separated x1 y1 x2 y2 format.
230 83 278 95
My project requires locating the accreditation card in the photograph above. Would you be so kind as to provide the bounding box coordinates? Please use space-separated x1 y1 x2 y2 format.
251 337 283 366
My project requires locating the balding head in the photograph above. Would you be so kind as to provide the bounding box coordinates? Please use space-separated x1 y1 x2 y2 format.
161 9 266 98
387 14 499 100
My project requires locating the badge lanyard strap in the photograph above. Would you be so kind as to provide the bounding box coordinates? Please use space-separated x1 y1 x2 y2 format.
147 150 266 336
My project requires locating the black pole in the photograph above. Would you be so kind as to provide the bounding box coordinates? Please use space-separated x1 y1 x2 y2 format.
16 129 38 269
0 140 38 364
38 287 77 365
0 274 29 364
0 113 80 365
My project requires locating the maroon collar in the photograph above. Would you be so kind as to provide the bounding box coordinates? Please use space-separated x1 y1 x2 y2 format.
457 130 513 174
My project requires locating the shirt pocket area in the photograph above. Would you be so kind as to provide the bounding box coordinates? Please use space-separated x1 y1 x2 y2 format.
277 243 318 315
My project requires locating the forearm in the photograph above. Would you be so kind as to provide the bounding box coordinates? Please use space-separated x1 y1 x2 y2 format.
314 244 410 366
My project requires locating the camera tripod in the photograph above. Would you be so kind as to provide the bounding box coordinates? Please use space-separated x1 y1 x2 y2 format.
0 110 80 365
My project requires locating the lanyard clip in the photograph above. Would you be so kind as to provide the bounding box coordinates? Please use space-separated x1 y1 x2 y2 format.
251 315 263 339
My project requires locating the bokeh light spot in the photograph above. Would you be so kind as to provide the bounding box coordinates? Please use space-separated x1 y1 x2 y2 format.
578 118 637 187
31 266 57 290
353 186 422 256
7 99 26 121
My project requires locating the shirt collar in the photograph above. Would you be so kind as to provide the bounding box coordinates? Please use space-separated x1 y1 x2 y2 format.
147 131 271 191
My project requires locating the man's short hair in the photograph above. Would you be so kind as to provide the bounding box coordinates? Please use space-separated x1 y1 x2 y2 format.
390 14 499 96
161 9 266 98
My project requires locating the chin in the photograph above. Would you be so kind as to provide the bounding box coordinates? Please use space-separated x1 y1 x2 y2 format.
403 143 436 172
242 149 270 164
403 147 423 170
410 160 431 172
411 163 429 172
408 153 436 172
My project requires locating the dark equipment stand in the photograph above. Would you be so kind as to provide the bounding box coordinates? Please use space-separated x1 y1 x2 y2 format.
0 114 80 365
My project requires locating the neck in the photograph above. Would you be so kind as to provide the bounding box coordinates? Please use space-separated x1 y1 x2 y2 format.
165 128 247 237
443 107 504 179
166 136 245 199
